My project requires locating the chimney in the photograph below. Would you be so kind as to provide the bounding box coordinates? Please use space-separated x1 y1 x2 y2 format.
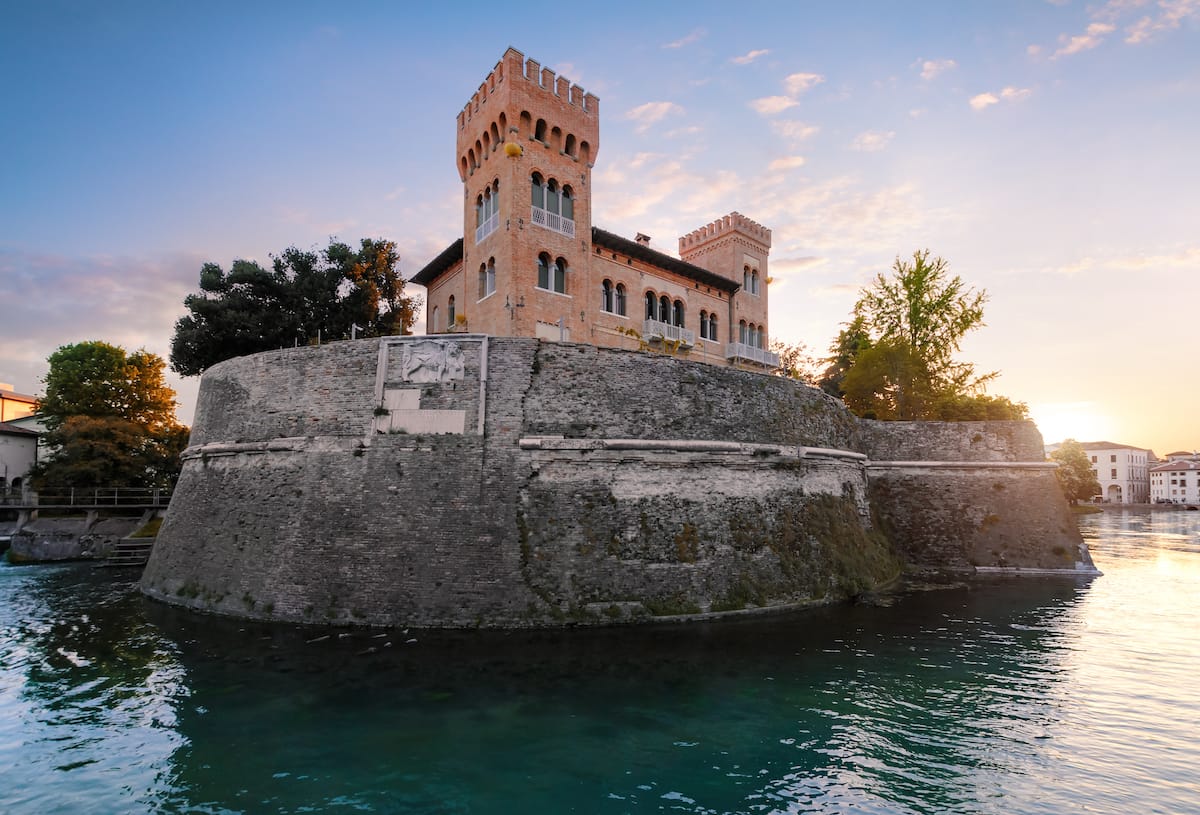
635 232 651 246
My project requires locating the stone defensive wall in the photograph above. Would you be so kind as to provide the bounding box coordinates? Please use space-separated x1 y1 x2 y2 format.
141 336 1089 628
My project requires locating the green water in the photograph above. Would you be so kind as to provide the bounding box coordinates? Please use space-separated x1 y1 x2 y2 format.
2 510 1198 814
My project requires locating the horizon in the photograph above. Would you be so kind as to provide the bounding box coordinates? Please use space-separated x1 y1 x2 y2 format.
2 2 1197 453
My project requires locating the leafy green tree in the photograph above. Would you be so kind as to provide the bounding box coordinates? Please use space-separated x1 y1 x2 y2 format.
1051 439 1102 504
831 250 1022 420
32 342 188 490
170 238 420 376
817 315 872 397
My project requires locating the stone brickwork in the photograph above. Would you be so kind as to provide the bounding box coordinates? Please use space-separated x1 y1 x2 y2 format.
141 337 1087 629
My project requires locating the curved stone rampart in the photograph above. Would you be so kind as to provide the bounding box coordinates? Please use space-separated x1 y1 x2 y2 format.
141 337 1087 628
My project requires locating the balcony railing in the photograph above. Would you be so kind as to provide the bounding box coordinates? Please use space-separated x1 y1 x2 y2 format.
0 487 172 508
643 319 695 347
725 342 780 368
530 206 575 238
475 211 499 244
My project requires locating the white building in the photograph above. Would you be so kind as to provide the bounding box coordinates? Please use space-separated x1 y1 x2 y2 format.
1150 454 1200 504
1081 441 1151 504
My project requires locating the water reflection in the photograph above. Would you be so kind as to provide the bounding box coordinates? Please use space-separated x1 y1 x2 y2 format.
2 511 1198 814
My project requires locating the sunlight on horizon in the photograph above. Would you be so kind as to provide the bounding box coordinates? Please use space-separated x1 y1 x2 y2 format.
1028 402 1117 447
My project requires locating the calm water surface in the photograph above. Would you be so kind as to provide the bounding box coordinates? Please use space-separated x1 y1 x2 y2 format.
1 510 1198 814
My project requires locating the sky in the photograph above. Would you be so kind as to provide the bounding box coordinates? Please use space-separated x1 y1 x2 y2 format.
1 1 1197 454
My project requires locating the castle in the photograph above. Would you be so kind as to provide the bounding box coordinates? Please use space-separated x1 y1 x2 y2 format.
413 47 779 370
138 49 1096 630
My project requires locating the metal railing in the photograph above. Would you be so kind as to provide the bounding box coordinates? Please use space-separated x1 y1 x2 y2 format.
642 319 696 347
0 487 172 508
530 205 576 238
725 342 781 368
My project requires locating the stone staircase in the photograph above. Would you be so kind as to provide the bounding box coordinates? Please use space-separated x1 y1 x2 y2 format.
104 537 155 568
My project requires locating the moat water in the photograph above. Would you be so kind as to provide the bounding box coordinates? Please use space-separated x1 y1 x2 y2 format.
1 510 1198 814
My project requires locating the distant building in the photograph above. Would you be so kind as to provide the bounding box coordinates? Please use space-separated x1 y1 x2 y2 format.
0 383 37 423
1080 441 1151 503
411 48 780 371
1150 453 1200 504
0 421 38 495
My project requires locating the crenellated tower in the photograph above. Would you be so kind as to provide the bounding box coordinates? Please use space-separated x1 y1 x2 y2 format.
679 212 772 350
453 47 600 339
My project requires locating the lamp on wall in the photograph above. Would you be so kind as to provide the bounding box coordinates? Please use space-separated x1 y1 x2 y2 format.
504 142 522 158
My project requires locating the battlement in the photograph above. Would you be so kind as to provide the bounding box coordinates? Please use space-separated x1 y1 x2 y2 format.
679 211 773 254
457 47 599 132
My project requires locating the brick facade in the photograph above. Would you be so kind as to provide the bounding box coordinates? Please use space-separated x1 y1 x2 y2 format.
413 48 779 371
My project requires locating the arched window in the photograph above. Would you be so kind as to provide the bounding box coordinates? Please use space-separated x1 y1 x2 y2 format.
744 266 750 290
615 283 627 316
708 313 717 341
758 327 765 349
431 306 439 333
673 300 685 328
561 186 573 220
565 133 577 157
553 257 567 294
519 111 532 139
699 310 709 340
531 173 544 209
659 295 670 324
537 253 551 290
479 258 495 299
739 320 748 344
490 122 499 147
546 180 560 215
752 270 760 295
601 279 614 313
535 118 547 142
448 296 456 326
645 291 657 320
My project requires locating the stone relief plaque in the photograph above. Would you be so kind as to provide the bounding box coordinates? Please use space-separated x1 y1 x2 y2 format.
399 340 465 383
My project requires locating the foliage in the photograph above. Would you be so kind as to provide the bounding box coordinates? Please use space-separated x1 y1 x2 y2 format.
1051 439 1102 504
817 315 871 398
32 342 188 490
170 238 421 376
770 340 818 383
829 250 1024 421
37 341 177 433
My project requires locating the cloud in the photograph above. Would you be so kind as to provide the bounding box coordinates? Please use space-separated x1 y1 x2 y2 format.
1037 245 1200 276
1053 22 1117 57
771 255 828 275
909 108 927 118
663 28 705 49
749 95 799 115
771 120 820 142
851 130 895 152
784 72 825 96
768 156 807 171
918 59 957 80
731 49 770 65
969 86 1031 110
1126 0 1200 43
663 125 703 138
624 101 685 133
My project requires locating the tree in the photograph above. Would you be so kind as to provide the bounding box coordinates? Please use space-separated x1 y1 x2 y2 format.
1051 439 1102 505
32 342 187 490
170 237 421 376
830 250 1023 420
770 340 818 383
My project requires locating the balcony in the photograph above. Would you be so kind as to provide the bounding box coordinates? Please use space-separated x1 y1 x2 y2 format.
642 319 695 348
475 211 499 244
725 342 780 369
530 205 576 238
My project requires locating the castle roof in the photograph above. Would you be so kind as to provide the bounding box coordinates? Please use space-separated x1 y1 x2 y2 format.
591 227 739 293
409 229 741 294
0 420 38 437
410 238 465 287
1078 441 1149 452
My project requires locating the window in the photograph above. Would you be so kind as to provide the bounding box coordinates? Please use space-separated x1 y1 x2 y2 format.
699 310 708 340
1111 454 1117 462
645 290 657 320
447 296 456 326
673 300 685 328
537 253 566 293
431 306 439 333
739 320 748 344
1111 468 1117 478
708 313 717 341
601 279 614 313
475 181 500 243
530 175 575 237
752 270 760 295
615 283 627 316
478 258 495 299
659 295 670 324
1091 456 1097 463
